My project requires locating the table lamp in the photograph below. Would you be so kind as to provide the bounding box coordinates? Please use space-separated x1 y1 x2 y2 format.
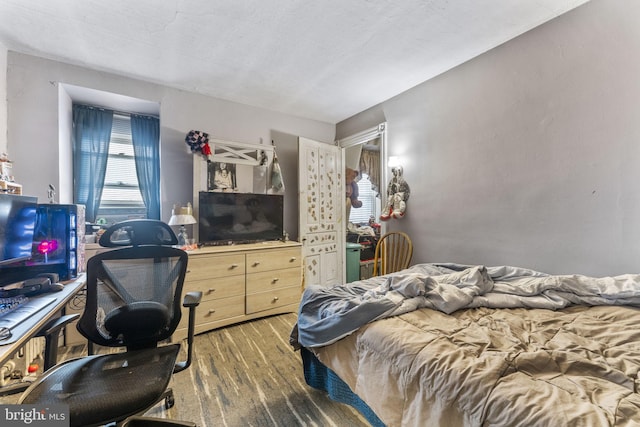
168 203 197 246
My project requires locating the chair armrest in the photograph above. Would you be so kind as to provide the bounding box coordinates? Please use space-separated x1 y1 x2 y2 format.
35 314 81 372
175 291 202 373
182 291 202 308
35 314 80 338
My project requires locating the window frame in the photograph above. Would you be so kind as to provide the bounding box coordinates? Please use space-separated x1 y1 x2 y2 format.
96 112 146 220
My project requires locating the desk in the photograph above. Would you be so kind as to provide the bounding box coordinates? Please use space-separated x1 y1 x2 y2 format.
0 274 85 367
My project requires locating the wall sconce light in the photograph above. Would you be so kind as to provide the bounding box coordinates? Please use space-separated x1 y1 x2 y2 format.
388 156 401 168
168 203 197 247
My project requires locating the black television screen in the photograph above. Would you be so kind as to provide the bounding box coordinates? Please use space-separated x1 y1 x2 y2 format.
0 194 38 266
198 192 284 245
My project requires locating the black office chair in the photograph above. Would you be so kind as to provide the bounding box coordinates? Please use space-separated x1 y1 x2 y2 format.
18 220 202 427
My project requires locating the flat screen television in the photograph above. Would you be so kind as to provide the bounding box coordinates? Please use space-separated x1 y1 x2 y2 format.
198 192 284 245
0 194 38 266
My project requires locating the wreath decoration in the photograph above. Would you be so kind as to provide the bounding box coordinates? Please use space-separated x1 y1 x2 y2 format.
185 130 212 160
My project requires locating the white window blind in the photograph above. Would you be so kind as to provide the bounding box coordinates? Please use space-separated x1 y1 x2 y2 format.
348 173 377 224
99 114 144 208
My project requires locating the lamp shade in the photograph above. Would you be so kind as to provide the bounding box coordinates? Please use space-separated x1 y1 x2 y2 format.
168 203 197 226
168 214 197 226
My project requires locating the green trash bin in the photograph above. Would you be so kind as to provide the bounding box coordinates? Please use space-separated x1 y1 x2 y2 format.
346 242 362 283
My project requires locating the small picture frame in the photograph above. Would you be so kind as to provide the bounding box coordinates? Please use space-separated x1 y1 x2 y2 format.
208 161 237 192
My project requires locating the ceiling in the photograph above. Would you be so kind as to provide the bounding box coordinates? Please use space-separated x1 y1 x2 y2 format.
0 0 590 124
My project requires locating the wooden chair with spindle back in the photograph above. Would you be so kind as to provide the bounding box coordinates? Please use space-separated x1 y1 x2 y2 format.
372 231 413 276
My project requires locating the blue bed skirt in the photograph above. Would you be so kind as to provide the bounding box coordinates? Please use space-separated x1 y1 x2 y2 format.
301 347 386 427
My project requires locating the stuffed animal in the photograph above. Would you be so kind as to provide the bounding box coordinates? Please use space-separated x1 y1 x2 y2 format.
390 192 406 218
380 166 410 221
345 168 362 208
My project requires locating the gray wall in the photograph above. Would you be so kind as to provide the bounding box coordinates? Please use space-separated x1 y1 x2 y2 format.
6 52 335 241
0 42 7 154
337 0 640 276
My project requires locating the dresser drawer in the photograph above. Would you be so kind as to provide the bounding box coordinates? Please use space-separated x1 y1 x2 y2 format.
178 295 245 329
185 275 244 300
246 248 302 273
246 286 301 314
186 253 245 281
246 267 301 294
173 242 301 338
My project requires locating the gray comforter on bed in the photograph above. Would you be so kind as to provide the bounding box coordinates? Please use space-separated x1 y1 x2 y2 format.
294 264 640 426
295 263 640 348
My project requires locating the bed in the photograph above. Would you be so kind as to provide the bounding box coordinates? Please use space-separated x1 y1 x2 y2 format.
290 263 640 426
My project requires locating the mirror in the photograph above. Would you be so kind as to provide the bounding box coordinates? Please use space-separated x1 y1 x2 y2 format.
338 123 386 241
344 138 382 226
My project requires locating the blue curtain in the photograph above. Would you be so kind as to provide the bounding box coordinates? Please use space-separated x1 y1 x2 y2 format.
72 105 113 222
131 114 161 220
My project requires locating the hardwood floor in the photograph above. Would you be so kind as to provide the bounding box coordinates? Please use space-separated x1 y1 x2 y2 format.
2 313 371 427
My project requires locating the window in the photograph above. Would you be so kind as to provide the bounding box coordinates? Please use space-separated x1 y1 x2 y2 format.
73 96 161 225
348 173 379 224
95 113 146 222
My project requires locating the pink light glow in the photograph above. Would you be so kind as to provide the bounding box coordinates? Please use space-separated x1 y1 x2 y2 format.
37 240 58 254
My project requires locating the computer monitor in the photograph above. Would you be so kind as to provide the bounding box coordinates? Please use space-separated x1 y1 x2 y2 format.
0 194 38 266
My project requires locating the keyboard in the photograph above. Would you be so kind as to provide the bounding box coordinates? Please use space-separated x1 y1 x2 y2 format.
0 295 29 315
0 296 57 334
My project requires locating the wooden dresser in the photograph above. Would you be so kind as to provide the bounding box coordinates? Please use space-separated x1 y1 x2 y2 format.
174 241 303 340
